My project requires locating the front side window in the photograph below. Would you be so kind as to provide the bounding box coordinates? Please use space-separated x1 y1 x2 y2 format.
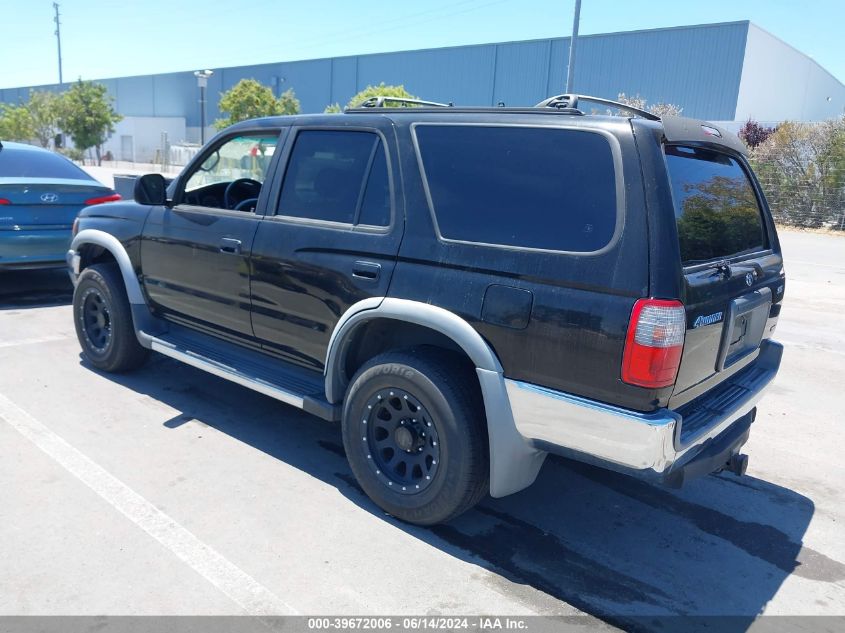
277 130 390 226
665 146 768 264
182 133 279 210
414 125 618 252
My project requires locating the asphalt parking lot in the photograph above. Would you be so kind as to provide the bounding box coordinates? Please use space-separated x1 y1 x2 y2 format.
1 230 843 627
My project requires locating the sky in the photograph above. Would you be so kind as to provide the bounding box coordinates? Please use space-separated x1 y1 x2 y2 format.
0 0 843 90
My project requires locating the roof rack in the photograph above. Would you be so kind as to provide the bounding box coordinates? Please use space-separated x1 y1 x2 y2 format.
350 96 452 110
535 94 661 121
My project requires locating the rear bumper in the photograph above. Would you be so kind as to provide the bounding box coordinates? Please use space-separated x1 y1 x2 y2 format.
506 340 783 484
0 229 71 269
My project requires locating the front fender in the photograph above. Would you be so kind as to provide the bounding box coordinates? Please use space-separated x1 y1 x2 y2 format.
68 229 160 346
69 229 145 304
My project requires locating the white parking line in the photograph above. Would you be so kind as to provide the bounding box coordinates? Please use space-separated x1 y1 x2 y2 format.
0 392 298 617
0 335 70 349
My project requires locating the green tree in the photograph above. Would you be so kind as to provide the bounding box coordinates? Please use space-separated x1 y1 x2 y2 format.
57 80 122 165
215 79 300 130
26 90 62 148
345 83 419 109
277 88 301 116
0 102 35 142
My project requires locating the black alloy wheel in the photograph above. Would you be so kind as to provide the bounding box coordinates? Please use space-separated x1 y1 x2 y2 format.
361 388 441 495
72 263 149 373
80 287 112 352
341 347 489 525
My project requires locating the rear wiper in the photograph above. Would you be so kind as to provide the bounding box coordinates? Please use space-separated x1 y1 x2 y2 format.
684 258 732 277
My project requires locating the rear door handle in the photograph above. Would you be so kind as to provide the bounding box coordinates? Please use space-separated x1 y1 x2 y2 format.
352 261 381 281
219 238 242 254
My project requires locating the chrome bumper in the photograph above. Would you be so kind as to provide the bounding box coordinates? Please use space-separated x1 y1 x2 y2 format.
506 341 783 480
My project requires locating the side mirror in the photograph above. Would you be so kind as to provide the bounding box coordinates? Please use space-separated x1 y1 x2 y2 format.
134 173 168 205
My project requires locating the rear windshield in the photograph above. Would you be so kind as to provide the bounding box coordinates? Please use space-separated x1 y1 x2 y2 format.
0 147 92 180
665 145 767 264
414 125 618 253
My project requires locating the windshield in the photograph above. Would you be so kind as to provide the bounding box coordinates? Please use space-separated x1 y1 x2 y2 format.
185 134 279 191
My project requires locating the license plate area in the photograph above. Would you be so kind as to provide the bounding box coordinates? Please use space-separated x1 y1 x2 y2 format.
716 287 772 371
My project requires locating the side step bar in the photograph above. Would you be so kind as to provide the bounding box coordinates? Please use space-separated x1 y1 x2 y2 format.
143 331 341 422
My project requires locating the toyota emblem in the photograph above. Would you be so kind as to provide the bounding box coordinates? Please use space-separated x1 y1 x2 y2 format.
40 193 59 203
745 272 754 286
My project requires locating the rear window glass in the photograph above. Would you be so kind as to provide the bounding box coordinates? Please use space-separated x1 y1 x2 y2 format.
665 146 767 264
0 147 92 180
414 125 617 252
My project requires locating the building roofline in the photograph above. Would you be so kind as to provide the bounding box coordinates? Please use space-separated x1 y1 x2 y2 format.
746 22 845 88
315 20 753 63
1 21 754 91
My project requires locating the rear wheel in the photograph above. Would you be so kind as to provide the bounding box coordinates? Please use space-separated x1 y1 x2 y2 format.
342 348 488 525
73 263 149 373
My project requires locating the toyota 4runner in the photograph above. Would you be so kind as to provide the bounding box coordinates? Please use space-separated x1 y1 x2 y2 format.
67 94 784 525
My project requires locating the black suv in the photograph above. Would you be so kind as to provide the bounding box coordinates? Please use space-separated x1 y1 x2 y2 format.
67 94 784 525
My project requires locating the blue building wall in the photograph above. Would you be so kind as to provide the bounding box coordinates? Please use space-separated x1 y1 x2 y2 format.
0 21 750 127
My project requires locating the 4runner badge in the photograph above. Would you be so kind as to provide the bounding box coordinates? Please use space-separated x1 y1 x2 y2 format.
693 312 723 328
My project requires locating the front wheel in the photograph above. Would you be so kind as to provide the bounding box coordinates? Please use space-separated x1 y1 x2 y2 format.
73 263 149 373
341 348 489 525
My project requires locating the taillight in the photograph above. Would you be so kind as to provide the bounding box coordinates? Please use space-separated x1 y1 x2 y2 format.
621 299 686 388
84 193 121 205
0 198 10 205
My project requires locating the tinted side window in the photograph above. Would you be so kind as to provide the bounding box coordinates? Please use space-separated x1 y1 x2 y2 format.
414 125 617 252
278 130 389 226
665 146 767 264
357 144 390 227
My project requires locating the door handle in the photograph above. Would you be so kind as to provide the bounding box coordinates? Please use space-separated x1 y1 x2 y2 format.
219 238 242 254
352 261 381 281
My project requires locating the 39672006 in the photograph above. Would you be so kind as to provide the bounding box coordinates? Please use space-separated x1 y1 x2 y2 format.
307 617 393 630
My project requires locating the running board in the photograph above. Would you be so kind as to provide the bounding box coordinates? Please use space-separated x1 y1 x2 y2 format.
143 330 341 421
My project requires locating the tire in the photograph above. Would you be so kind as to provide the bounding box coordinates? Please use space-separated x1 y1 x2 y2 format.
73 263 149 373
342 347 489 525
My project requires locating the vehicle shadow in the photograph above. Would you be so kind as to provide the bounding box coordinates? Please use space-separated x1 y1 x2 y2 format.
0 269 73 309
94 354 840 631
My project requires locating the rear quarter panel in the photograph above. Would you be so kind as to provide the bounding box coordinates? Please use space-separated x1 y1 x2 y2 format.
389 115 666 411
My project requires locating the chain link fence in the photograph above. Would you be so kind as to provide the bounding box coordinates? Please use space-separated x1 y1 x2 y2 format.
745 118 845 231
755 169 845 230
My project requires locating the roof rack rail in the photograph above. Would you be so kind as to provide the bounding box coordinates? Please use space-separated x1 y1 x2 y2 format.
535 94 661 121
349 96 452 110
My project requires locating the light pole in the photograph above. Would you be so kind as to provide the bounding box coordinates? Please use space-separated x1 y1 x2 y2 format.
53 3 63 85
194 70 214 145
565 0 582 93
